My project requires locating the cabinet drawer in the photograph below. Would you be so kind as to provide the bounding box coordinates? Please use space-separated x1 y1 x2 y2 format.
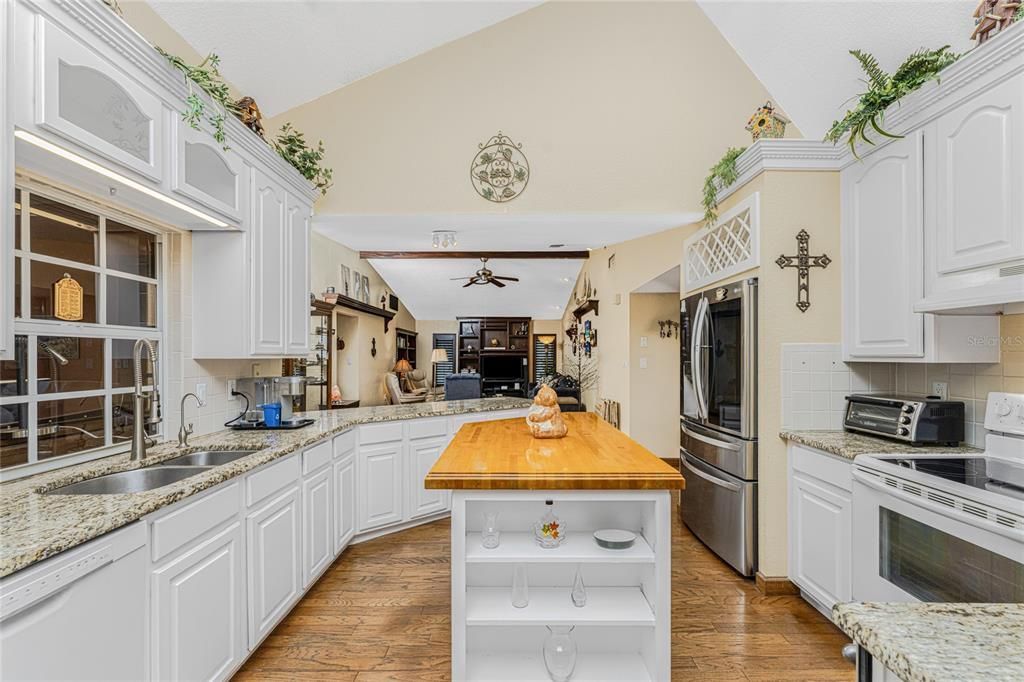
407 417 448 441
333 429 356 458
150 482 240 563
790 445 852 493
247 453 301 508
360 422 404 445
302 440 332 475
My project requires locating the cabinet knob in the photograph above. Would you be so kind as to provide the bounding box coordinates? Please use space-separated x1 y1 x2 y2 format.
897 427 909 436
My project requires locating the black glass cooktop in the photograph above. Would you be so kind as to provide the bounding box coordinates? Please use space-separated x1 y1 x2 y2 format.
877 456 1024 498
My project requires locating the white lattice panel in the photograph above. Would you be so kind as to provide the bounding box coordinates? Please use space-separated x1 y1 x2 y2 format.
684 193 760 291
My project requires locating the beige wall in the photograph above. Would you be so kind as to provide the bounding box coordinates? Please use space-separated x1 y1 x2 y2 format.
268 0 796 215
628 293 681 459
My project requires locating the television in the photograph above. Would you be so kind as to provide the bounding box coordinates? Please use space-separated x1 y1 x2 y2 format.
481 354 526 381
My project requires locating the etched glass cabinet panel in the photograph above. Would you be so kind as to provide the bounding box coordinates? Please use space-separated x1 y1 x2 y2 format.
171 121 247 224
36 18 164 182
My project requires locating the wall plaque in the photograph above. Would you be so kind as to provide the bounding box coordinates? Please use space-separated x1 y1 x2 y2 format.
53 273 84 321
471 131 529 203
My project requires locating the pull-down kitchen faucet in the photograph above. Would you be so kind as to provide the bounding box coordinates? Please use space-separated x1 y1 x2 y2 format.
131 338 161 461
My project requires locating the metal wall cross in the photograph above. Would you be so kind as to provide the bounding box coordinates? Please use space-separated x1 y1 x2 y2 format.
775 230 831 312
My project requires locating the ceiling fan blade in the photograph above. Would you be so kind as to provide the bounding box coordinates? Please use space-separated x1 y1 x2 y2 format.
493 276 519 281
463 280 475 288
490 278 506 288
450 276 469 281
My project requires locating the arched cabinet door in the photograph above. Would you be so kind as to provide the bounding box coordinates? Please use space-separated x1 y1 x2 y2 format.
172 120 248 225
35 17 164 182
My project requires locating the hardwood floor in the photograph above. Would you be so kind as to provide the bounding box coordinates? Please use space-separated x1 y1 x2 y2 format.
236 504 854 681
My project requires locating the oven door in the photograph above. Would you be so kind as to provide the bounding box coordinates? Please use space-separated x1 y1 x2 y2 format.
852 468 1024 603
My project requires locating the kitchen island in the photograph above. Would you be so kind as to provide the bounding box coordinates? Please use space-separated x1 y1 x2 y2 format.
426 412 684 681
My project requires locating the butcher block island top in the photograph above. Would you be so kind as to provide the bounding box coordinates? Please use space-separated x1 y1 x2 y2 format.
425 412 685 490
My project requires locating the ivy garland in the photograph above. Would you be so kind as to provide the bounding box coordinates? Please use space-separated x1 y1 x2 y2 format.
701 146 747 225
273 124 334 196
157 48 239 149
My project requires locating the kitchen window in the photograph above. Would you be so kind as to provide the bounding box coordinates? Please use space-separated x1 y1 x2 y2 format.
1 186 163 479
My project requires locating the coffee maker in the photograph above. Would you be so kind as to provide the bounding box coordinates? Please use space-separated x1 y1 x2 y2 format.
232 376 313 429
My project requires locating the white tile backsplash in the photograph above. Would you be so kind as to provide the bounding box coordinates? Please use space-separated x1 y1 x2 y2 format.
781 344 896 431
781 342 1014 448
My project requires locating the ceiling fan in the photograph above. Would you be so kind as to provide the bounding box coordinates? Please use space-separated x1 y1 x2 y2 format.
451 258 520 288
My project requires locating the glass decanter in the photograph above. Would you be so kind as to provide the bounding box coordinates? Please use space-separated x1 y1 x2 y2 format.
542 625 577 682
570 564 587 608
533 500 566 548
481 511 500 549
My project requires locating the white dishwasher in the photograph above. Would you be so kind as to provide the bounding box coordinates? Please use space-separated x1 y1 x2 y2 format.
0 521 147 681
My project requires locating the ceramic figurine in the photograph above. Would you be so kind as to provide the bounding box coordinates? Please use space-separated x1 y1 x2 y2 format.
526 385 568 439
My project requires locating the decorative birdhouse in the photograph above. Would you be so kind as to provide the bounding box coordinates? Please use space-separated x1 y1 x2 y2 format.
234 96 266 139
971 0 1021 44
745 101 789 141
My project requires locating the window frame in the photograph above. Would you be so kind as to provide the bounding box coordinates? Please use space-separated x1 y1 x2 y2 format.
2 181 167 481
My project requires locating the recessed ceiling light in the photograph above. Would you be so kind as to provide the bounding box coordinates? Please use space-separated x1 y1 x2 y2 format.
549 243 565 248
561 277 571 282
14 130 229 228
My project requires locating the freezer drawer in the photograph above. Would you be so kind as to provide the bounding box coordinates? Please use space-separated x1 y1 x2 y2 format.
680 450 757 576
681 418 756 480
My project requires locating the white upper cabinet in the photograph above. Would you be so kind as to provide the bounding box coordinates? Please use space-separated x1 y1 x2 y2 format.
285 194 311 356
842 131 924 359
926 74 1024 293
172 120 249 225
35 16 164 182
251 170 287 355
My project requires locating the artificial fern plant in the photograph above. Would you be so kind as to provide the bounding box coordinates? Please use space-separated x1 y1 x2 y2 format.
273 123 334 196
157 48 239 149
702 147 747 225
825 46 959 156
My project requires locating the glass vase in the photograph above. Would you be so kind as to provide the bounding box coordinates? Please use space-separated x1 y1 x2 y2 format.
542 625 577 682
571 564 587 608
511 563 529 608
481 511 500 549
534 500 566 548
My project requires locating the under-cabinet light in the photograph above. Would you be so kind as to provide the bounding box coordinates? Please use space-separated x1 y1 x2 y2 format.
15 130 229 228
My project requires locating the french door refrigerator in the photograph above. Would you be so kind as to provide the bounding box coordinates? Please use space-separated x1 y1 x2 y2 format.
680 278 758 576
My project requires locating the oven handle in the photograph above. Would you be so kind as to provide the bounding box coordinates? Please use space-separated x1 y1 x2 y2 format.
681 422 740 452
681 453 741 492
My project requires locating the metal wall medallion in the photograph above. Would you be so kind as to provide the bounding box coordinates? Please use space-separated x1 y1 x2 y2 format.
471 131 529 202
776 229 831 312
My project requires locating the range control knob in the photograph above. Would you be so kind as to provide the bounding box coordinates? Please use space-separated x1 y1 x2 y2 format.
897 427 910 436
996 402 1012 417
900 416 912 425
901 404 915 413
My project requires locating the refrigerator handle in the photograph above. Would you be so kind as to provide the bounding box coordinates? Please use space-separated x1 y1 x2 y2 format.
680 451 741 492
692 297 709 421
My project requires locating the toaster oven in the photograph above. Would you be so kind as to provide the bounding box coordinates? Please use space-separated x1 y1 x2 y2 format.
844 393 965 446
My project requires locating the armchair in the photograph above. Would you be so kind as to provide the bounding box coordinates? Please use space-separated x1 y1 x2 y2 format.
384 372 427 405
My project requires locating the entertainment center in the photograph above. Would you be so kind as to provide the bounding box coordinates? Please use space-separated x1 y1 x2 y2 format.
457 317 531 398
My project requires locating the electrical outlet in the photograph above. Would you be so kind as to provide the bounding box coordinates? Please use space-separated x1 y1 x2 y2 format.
196 383 207 405
227 380 237 402
251 363 261 377
932 381 948 400
639 357 648 369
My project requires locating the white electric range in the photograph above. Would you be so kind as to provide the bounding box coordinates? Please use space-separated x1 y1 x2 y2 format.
851 392 1024 603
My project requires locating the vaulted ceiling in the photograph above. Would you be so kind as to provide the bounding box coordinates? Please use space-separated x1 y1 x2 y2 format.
146 0 541 117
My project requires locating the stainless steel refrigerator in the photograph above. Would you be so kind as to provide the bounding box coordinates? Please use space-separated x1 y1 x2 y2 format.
680 278 758 576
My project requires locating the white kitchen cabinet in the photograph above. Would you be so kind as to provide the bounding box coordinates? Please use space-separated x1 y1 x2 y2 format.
302 465 333 586
172 119 249 225
929 75 1024 289
787 444 852 617
0 523 148 682
152 522 246 682
842 131 925 359
407 435 451 520
285 192 312 355
334 433 357 554
358 441 405 532
246 485 302 647
0 0 12 362
33 15 164 182
251 169 287 355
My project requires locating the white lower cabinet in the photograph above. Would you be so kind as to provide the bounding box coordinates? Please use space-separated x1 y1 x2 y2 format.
358 441 405 531
152 523 246 682
334 452 357 554
787 444 852 616
407 435 451 520
302 465 333 585
246 486 302 647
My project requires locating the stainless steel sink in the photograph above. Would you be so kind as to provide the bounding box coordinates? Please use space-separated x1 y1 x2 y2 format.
156 450 258 467
45 466 212 495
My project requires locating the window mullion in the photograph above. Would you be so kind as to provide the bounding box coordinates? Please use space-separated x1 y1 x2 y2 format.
98 214 107 326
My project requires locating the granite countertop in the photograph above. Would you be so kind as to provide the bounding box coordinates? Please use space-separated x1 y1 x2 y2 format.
779 430 982 460
833 602 1024 682
0 397 530 578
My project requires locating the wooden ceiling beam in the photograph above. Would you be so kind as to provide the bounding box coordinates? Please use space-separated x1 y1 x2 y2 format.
359 250 590 260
